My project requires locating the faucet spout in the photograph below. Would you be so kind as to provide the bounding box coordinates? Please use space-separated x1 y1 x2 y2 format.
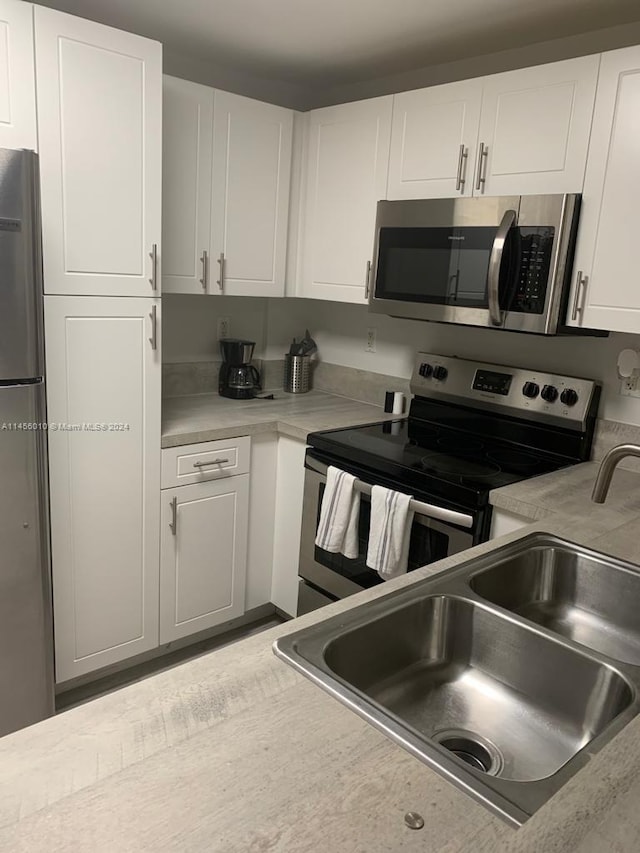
592 444 640 503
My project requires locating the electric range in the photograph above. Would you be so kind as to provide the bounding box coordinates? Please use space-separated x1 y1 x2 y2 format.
297 352 600 614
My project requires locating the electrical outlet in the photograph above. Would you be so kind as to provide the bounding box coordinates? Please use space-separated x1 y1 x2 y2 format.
217 317 230 340
366 327 377 353
620 372 640 397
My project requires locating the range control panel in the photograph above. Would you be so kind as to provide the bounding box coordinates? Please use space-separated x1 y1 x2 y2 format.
411 353 598 431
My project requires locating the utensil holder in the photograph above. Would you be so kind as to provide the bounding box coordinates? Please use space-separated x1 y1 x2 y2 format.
284 354 311 394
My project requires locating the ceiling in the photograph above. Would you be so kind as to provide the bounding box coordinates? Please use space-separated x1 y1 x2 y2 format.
34 0 640 92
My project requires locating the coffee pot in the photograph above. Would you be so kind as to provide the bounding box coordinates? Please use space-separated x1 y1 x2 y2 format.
219 338 261 399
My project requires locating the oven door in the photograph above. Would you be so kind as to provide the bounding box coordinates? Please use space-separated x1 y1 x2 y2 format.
369 195 579 335
298 455 476 611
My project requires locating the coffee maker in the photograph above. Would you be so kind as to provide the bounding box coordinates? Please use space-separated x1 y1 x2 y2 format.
219 339 262 399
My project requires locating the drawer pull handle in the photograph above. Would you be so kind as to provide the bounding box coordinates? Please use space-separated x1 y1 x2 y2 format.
193 458 230 468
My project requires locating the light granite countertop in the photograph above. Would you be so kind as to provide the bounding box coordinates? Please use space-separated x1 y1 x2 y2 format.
162 389 397 447
2 460 640 850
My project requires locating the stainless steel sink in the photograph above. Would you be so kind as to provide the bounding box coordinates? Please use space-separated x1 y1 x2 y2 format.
274 534 640 825
470 541 640 665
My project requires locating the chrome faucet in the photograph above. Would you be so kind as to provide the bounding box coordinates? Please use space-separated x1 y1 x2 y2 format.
592 444 640 503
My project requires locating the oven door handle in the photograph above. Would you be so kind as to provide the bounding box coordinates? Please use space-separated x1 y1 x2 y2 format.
305 457 474 530
487 208 517 327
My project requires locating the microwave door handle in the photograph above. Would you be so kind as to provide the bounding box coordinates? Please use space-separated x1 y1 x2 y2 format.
487 209 517 327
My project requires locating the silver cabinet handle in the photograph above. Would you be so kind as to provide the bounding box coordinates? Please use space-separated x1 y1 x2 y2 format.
169 496 177 536
364 260 372 300
199 250 208 292
148 304 157 350
475 143 488 192
193 458 230 468
571 270 589 321
149 243 158 290
455 144 468 192
487 209 517 327
216 252 225 292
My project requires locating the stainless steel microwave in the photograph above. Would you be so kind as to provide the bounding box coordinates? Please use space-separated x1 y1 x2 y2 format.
368 194 581 335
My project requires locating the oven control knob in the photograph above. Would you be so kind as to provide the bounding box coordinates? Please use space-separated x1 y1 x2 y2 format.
541 384 559 403
433 366 448 381
522 381 540 399
419 362 433 378
560 388 579 407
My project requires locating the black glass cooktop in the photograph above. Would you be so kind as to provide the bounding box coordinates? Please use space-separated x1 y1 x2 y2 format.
308 416 574 510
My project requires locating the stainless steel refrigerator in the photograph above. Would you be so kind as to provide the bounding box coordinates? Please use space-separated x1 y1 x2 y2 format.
0 148 54 735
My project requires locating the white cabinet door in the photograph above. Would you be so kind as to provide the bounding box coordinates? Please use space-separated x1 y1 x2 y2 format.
35 7 162 297
211 90 293 297
160 476 248 643
387 80 482 199
0 0 36 150
301 96 392 303
45 296 161 682
162 76 213 294
476 56 599 196
567 47 640 333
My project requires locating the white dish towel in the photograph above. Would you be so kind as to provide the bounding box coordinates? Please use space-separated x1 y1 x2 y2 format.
366 485 415 580
314 466 360 559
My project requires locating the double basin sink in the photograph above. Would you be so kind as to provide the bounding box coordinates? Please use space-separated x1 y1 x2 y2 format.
274 534 640 825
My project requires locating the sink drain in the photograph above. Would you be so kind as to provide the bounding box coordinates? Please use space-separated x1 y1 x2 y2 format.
432 729 503 776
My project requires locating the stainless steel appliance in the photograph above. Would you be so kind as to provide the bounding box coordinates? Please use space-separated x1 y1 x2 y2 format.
218 338 261 399
298 352 600 615
0 148 54 734
368 194 596 335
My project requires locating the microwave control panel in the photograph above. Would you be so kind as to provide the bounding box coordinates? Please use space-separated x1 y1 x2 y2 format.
509 228 555 314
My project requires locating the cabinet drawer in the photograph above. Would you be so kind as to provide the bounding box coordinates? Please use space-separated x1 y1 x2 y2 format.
161 437 250 488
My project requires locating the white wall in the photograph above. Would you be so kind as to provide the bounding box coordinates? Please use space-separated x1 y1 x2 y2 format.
268 299 640 424
162 294 268 363
163 294 640 425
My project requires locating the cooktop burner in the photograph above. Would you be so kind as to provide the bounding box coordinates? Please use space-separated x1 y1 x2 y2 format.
421 453 502 481
308 415 576 509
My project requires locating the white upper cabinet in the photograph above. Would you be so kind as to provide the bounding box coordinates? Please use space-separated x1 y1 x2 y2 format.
211 90 293 297
387 80 482 199
0 0 36 150
162 78 293 297
34 7 162 297
45 296 161 682
162 76 213 294
476 56 600 196
300 96 393 303
567 47 640 333
387 57 599 201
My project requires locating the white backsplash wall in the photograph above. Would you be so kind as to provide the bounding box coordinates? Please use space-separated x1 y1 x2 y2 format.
162 294 268 363
162 294 640 425
266 299 640 425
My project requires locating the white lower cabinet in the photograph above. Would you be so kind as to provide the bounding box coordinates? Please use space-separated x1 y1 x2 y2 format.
489 508 531 539
159 463 249 643
45 296 161 683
